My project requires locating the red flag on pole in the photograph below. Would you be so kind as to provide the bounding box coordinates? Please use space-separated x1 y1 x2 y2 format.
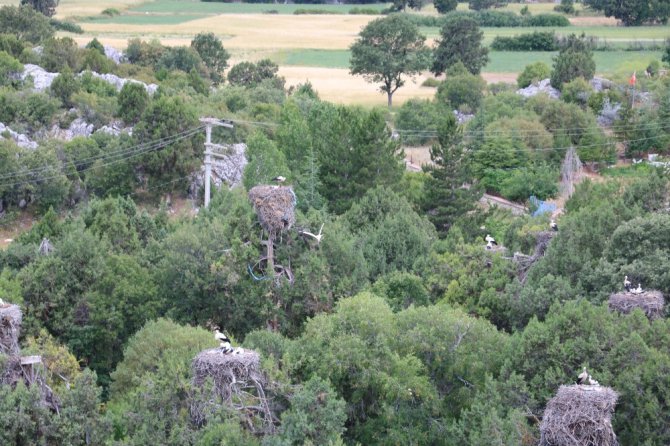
629 71 636 86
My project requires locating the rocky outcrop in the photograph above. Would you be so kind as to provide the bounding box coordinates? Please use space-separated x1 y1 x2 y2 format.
21 64 58 91
89 72 158 95
103 45 123 64
21 64 158 95
516 79 560 99
96 120 133 137
191 143 248 196
49 118 94 141
0 122 38 149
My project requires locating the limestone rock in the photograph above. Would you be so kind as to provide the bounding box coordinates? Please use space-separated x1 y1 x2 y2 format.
516 78 560 99
0 122 38 149
103 45 123 64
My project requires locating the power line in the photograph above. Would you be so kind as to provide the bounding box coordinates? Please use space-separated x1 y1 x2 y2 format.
0 128 202 190
0 126 204 182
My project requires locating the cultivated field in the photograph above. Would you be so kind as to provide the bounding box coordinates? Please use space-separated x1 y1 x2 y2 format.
3 0 668 105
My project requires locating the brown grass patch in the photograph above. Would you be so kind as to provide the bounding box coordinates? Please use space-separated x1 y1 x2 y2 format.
569 16 619 26
280 66 436 106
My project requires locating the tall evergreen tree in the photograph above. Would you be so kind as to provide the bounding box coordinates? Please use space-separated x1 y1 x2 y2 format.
422 114 481 235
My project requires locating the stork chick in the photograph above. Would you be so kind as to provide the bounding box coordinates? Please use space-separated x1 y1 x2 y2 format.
577 367 588 385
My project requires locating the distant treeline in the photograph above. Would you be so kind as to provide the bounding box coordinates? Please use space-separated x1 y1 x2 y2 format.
403 10 570 27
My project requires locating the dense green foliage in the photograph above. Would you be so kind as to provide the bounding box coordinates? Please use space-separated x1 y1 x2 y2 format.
432 15 489 75
491 31 558 51
3 8 670 445
517 61 551 87
20 0 59 17
583 0 670 25
551 34 597 89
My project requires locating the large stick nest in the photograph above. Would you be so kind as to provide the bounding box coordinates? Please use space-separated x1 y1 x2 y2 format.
608 290 664 320
248 186 296 235
191 348 276 434
540 384 619 446
0 304 22 355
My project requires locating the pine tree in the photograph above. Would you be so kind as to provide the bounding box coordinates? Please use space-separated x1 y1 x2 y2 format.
422 114 481 235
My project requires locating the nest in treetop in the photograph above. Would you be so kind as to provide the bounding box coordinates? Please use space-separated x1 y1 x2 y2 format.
540 384 619 446
248 185 296 236
190 348 276 434
608 290 664 320
0 304 22 356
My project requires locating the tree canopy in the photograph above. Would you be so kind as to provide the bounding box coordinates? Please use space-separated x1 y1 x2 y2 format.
350 14 430 107
432 15 489 75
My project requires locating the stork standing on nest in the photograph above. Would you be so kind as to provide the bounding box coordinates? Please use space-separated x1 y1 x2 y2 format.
214 329 233 354
577 367 589 385
271 176 286 184
485 234 497 246
631 283 643 295
624 275 631 292
550 219 558 232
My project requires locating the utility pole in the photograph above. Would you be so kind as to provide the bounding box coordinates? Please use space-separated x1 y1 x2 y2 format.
200 117 234 208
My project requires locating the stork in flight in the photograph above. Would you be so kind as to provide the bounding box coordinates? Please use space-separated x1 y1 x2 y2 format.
300 223 324 244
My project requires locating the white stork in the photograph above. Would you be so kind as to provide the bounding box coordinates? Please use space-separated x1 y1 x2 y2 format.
485 234 497 246
214 329 233 354
485 240 494 250
577 367 588 385
271 176 286 184
624 275 631 292
550 219 558 232
299 223 324 244
588 375 600 386
633 283 643 295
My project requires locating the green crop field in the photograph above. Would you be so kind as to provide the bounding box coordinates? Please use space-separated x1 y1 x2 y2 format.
270 48 663 75
419 25 670 44
125 0 387 15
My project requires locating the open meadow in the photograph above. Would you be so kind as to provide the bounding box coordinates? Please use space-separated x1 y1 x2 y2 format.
2 0 668 105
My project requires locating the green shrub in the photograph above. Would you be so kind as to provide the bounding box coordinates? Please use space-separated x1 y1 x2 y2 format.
437 70 486 111
294 8 341 14
0 51 22 88
395 99 446 145
48 19 83 34
500 164 558 201
560 77 593 108
50 68 80 107
349 7 381 14
117 81 149 125
491 31 558 51
42 37 80 72
80 71 117 97
525 14 570 26
554 0 576 14
421 77 441 87
517 61 551 88
101 8 120 16
0 34 27 59
434 0 457 14
0 5 55 44
72 91 117 127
